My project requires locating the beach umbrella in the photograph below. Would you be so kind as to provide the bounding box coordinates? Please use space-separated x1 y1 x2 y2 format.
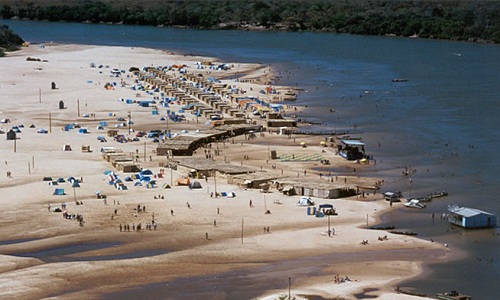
300 142 306 145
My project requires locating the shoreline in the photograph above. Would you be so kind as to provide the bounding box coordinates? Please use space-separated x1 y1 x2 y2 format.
0 43 449 300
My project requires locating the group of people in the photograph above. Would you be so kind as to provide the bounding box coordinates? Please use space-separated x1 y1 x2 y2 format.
333 274 351 284
119 222 157 232
378 235 388 241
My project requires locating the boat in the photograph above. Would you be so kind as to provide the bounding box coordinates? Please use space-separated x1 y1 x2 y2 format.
389 230 418 236
282 90 297 101
429 191 448 199
392 78 408 82
413 191 449 202
404 199 426 209
369 225 395 230
436 290 471 300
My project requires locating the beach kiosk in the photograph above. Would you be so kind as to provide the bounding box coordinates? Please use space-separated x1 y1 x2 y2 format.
338 139 365 160
447 205 497 229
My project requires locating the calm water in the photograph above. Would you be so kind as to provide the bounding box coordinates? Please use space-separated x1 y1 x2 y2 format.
3 19 500 298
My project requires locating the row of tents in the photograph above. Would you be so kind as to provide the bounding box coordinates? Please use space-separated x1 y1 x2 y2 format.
44 176 83 195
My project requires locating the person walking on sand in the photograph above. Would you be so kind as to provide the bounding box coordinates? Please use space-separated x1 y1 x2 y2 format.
205 232 209 239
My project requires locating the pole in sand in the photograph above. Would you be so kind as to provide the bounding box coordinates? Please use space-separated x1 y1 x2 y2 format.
288 277 292 299
241 218 244 244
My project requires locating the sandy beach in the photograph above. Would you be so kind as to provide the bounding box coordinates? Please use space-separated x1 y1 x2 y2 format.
0 44 450 300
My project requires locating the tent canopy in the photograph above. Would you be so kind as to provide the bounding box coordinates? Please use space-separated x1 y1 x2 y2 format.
53 188 65 195
297 196 314 206
176 177 190 186
190 181 202 189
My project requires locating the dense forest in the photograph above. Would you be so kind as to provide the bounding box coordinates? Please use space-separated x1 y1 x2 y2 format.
1 0 500 43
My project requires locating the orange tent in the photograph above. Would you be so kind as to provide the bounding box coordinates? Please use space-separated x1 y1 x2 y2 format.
175 177 190 186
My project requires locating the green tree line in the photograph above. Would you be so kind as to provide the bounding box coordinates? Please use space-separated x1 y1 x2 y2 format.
2 0 500 43
0 24 24 56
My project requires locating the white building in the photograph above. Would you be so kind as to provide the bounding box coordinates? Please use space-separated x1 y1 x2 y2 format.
447 206 497 229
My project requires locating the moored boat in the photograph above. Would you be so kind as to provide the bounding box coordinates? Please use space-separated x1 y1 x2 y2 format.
436 290 471 300
404 199 426 209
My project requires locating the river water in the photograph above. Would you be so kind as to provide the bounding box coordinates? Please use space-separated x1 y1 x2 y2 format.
2 19 500 298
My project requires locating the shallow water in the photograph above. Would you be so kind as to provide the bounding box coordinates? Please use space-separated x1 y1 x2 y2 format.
13 242 121 263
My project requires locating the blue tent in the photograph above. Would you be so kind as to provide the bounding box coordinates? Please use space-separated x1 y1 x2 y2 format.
140 169 153 176
140 176 151 183
53 188 65 195
72 181 81 188
78 128 89 134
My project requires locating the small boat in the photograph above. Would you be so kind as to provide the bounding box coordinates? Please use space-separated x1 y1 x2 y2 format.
436 290 471 300
404 199 426 209
392 78 408 82
413 191 449 202
282 90 297 101
370 225 396 230
429 191 448 199
390 230 418 236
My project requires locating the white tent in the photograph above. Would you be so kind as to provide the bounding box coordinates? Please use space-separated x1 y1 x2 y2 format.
297 196 314 206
